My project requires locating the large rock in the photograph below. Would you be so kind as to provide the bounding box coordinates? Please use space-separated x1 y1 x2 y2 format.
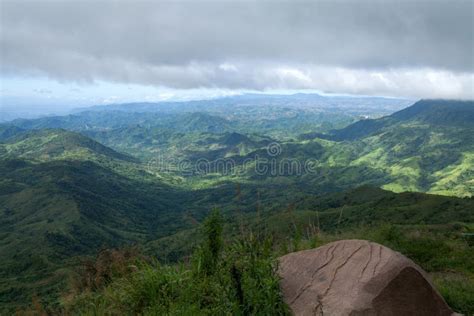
278 240 455 316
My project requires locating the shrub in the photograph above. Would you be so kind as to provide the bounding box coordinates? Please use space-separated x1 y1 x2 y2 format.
62 209 289 315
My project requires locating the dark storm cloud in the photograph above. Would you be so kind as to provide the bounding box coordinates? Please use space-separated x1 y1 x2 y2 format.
0 0 473 96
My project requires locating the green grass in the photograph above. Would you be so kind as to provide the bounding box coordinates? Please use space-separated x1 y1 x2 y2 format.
434 273 474 315
56 210 289 315
27 216 474 315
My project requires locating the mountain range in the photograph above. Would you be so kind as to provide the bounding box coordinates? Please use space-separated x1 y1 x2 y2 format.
0 95 473 312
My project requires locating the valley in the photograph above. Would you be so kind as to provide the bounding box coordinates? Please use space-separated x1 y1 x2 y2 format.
0 95 473 313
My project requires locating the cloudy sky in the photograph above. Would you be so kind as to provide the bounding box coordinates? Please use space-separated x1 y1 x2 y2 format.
1 0 473 114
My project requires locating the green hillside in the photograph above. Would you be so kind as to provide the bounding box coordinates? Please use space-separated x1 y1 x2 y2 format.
2 99 472 197
317 100 474 196
0 128 136 163
0 158 192 310
7 100 472 199
0 125 25 141
329 99 474 141
23 189 473 315
212 100 473 197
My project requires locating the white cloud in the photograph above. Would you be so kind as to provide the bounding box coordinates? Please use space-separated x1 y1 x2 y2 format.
1 1 473 100
219 63 238 72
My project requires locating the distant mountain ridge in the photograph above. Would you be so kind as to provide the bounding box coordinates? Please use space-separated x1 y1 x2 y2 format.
328 99 474 141
72 93 413 114
391 99 474 127
2 99 473 197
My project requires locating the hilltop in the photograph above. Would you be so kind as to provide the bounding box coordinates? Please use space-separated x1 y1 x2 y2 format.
0 128 136 163
328 99 474 141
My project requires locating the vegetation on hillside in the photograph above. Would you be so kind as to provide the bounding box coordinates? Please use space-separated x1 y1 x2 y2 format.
26 209 289 315
19 209 474 315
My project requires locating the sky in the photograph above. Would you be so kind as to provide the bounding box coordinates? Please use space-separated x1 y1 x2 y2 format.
1 0 473 116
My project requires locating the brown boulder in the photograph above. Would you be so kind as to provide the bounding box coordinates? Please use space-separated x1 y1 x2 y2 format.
278 240 456 316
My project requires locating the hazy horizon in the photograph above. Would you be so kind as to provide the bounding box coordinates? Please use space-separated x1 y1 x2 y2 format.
1 0 473 120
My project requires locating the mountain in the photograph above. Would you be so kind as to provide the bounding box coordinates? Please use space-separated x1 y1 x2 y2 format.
0 97 473 312
0 158 191 309
390 99 474 127
6 93 413 142
74 93 412 116
3 99 473 197
329 99 474 141
177 112 232 133
289 100 474 196
0 125 25 141
0 128 136 163
184 132 273 161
